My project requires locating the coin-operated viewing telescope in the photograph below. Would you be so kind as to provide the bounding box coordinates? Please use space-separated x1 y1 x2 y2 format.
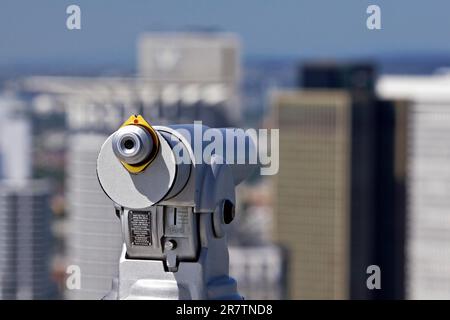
97 115 258 299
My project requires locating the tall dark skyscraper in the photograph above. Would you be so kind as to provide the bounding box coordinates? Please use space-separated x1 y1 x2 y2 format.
303 62 407 299
273 62 407 299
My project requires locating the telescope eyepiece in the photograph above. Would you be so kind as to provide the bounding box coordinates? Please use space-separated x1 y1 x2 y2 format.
112 125 154 165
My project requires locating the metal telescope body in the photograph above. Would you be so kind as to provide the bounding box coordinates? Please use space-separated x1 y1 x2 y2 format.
97 115 257 300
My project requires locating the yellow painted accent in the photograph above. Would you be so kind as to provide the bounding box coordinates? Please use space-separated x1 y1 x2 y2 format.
119 115 160 174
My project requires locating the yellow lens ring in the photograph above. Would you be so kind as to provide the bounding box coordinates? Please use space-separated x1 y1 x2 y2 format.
119 115 160 174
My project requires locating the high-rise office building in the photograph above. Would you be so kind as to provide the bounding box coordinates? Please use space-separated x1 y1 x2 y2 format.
0 181 56 299
138 32 241 126
377 74 450 299
64 132 123 299
0 97 32 181
272 89 352 299
300 63 375 91
272 63 407 299
301 63 380 300
0 96 56 299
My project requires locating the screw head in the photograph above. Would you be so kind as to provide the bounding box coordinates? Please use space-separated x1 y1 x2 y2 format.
164 240 177 251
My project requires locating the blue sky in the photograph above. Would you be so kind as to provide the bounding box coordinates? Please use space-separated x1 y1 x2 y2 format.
1 0 450 69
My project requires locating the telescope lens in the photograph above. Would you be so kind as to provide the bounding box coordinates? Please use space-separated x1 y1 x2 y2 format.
112 125 154 165
123 139 135 150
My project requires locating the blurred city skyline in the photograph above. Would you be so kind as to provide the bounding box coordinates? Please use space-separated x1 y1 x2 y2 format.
2 1 450 300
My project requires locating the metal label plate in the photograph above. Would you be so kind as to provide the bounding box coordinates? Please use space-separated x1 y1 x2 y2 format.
129 211 152 246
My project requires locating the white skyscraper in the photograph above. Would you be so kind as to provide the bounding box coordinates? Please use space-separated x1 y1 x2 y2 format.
0 97 31 182
0 95 56 299
377 74 450 299
138 32 241 125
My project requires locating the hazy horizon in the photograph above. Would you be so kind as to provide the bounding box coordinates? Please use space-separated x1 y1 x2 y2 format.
2 0 450 72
